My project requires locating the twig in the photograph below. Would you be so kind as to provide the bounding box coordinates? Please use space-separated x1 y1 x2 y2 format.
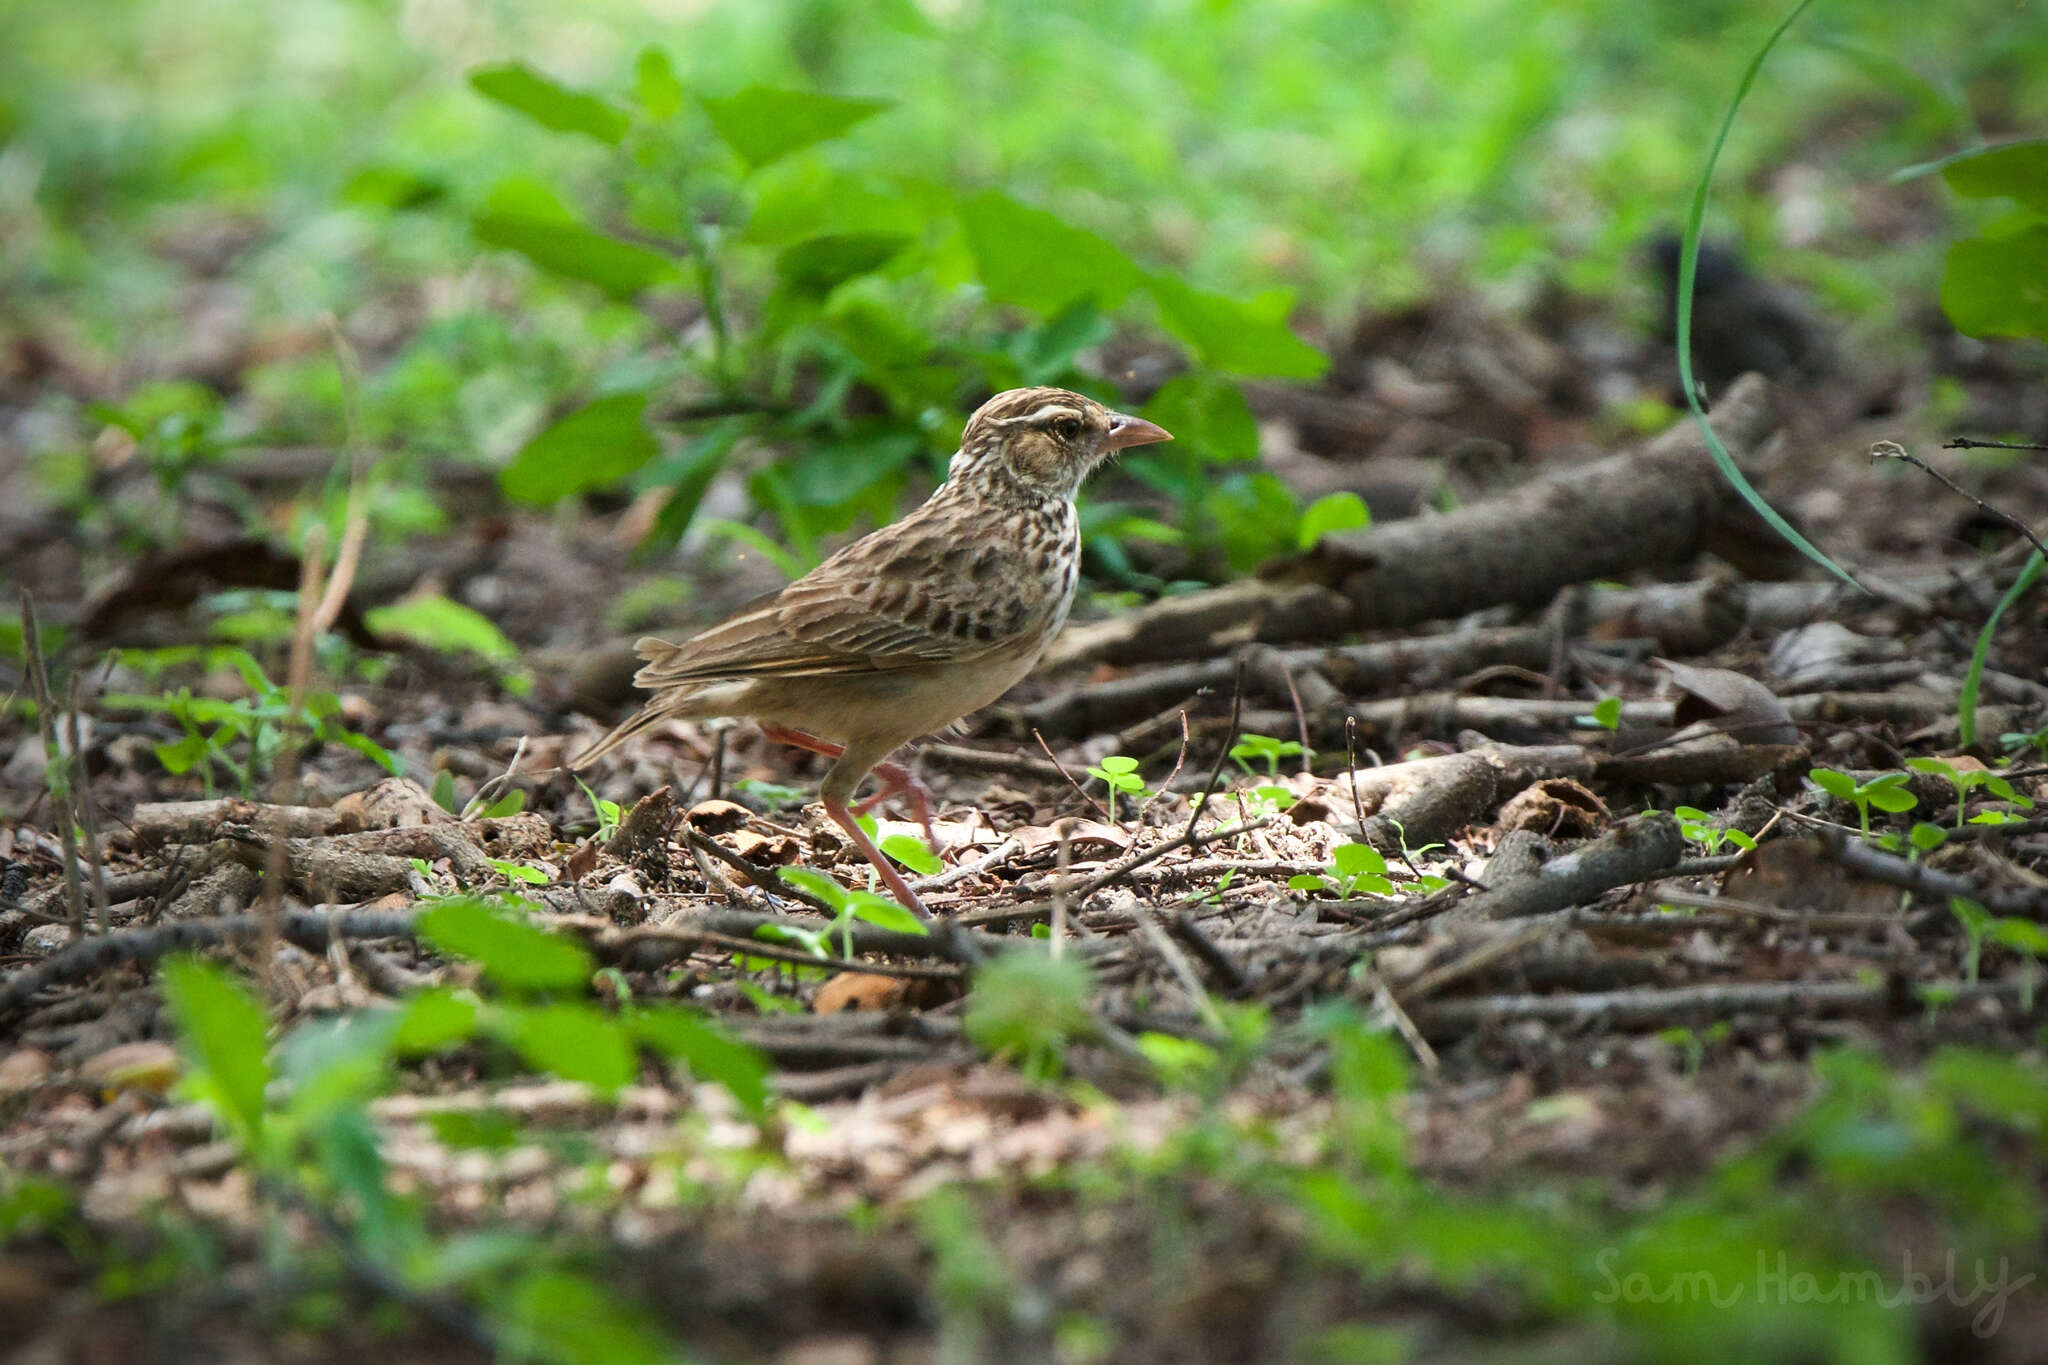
462 735 531 821
1184 659 1247 836
64 671 112 935
309 316 374 640
610 924 965 981
1873 441 2048 562
1944 437 2048 453
19 591 85 940
1166 912 1249 996
1065 816 1276 905
1032 729 1111 823
911 836 1019 893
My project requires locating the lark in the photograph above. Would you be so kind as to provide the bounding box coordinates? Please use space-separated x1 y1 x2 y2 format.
572 387 1171 918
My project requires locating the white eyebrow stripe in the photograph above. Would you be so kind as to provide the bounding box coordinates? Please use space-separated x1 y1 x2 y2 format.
992 403 1086 427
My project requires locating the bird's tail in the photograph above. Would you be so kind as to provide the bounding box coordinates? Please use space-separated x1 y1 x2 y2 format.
567 699 680 771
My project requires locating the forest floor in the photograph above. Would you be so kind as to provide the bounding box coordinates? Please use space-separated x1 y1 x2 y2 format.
3 244 2048 1362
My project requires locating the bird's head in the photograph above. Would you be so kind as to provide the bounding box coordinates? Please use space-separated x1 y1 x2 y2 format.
949 386 1172 500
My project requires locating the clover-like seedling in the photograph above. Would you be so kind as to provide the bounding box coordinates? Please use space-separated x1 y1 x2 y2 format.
1085 753 1151 819
1673 805 1758 856
1809 767 1917 839
1905 756 2036 829
1228 733 1307 776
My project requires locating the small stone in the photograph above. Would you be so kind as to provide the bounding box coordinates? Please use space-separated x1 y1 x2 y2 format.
22 924 74 955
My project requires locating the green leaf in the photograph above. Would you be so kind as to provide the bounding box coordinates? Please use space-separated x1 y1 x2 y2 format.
365 594 517 661
431 768 458 812
1097 755 1139 776
418 898 594 992
1867 786 1919 814
339 164 445 211
958 190 1144 315
1904 757 1957 778
1288 873 1332 893
391 988 480 1056
845 891 929 935
469 63 629 144
1990 918 2048 957
1146 275 1327 379
1942 225 2048 341
1672 0 1859 592
1909 822 1949 852
633 47 684 121
1962 552 2045 745
428 1109 522 1151
776 232 912 293
500 393 659 505
699 86 891 170
502 1269 673 1365
1140 373 1260 463
1809 768 1858 801
629 1006 770 1117
162 958 270 1147
1590 696 1623 731
498 1003 636 1094
1297 491 1371 550
1940 139 2048 215
778 866 849 910
154 734 210 775
1333 844 1387 880
879 833 941 877
473 188 677 300
482 789 527 818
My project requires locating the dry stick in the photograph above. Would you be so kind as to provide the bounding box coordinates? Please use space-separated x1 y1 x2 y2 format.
1873 441 2048 561
1403 976 2034 1042
1166 911 1249 996
1063 816 1278 907
1032 728 1112 823
680 825 833 915
1185 659 1248 836
1364 970 1440 1073
910 835 1019 894
610 924 964 981
1824 830 2048 920
19 591 85 940
1127 896 1222 1031
462 734 531 820
1945 437 2048 454
63 672 112 935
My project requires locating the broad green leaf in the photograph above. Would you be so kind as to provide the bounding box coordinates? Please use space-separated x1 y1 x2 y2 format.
483 789 527 818
1809 768 1858 801
500 393 659 505
958 190 1144 315
469 63 629 145
1140 373 1259 463
633 47 684 121
630 1007 770 1117
845 890 929 935
365 594 517 661
339 165 445 211
275 1012 398 1123
1146 275 1327 379
1297 491 1371 550
778 866 849 909
154 734 210 774
162 958 270 1147
775 231 912 293
699 86 891 169
428 1109 522 1151
1867 786 1918 814
879 833 941 877
473 184 677 300
1333 844 1387 880
1942 226 2048 341
499 1003 636 1094
418 898 593 991
502 1269 673 1365
1940 139 2048 215
392 987 481 1055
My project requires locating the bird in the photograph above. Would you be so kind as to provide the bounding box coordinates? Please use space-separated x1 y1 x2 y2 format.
570 386 1172 919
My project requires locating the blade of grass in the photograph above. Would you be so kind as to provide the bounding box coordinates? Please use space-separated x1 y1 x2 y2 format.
1962 551 2045 748
1676 0 1863 591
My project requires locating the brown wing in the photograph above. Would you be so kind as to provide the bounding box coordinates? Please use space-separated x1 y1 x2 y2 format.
631 509 1045 689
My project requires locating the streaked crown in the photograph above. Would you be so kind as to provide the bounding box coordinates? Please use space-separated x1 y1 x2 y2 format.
945 386 1172 501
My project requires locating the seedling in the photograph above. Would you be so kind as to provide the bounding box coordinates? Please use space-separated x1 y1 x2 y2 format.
1085 753 1151 819
1289 842 1395 898
1905 756 2035 829
1228 733 1306 776
777 865 928 958
1673 806 1758 856
1808 767 1917 839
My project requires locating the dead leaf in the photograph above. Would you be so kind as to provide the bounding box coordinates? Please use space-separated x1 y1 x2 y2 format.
1496 778 1610 837
1657 658 1799 746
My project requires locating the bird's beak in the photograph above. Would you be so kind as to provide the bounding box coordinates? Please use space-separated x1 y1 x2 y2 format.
1103 412 1173 450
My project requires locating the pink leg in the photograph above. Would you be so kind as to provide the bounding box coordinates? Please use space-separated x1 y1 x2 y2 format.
760 726 939 849
823 796 931 921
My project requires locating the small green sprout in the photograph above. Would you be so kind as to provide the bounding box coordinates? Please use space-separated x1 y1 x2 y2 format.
1673 806 1758 856
1228 733 1307 776
1905 756 2035 829
1809 767 1917 839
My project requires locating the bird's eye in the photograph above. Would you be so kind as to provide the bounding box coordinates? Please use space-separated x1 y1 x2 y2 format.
1052 417 1082 440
